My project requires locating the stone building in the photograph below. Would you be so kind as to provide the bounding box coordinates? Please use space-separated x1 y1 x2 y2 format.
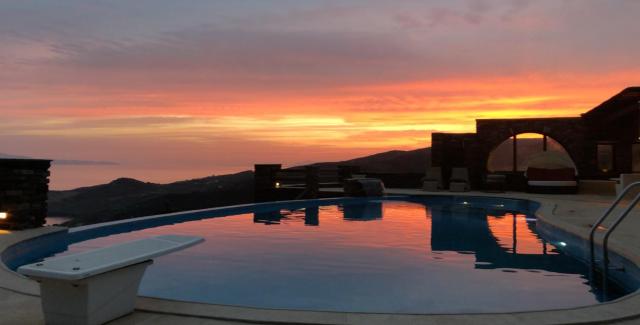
431 87 640 190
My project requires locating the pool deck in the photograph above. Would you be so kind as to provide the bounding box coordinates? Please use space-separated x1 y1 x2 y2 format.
2 190 640 324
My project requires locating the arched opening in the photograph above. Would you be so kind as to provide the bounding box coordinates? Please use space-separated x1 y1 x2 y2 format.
487 133 574 173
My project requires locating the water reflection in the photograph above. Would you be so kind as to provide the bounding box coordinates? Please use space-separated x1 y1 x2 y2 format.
304 206 319 226
252 200 586 275
253 206 321 226
253 210 283 225
341 201 383 221
429 205 585 275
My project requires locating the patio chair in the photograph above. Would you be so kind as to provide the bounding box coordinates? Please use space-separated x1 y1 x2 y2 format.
449 167 470 192
422 167 442 191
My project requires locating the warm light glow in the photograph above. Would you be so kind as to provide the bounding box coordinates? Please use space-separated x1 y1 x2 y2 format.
0 212 7 220
517 133 545 139
275 182 281 189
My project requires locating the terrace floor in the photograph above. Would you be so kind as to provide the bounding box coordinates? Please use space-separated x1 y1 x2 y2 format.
2 189 640 324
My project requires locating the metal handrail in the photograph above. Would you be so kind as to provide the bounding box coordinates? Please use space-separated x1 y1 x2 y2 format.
601 191 640 294
589 182 640 268
588 181 640 295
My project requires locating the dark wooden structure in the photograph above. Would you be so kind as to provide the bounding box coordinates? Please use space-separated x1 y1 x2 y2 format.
254 164 353 202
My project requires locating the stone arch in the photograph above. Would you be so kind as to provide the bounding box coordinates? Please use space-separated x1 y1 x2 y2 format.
476 118 587 176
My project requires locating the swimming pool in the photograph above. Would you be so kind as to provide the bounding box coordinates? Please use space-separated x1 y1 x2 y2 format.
10 196 637 314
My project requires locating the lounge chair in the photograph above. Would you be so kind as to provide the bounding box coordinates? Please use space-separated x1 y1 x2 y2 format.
449 167 470 192
422 167 442 191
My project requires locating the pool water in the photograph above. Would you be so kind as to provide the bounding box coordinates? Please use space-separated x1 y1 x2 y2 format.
49 198 629 313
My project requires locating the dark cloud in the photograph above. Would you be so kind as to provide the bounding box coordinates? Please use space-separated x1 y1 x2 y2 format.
2 0 638 103
37 26 421 94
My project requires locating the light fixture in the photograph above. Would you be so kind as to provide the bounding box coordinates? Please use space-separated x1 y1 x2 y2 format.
0 212 7 220
275 182 281 188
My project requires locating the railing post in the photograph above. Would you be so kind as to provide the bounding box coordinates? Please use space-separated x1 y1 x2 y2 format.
338 165 360 184
305 166 319 199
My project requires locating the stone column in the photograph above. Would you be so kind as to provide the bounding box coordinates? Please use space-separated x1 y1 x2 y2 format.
0 159 52 229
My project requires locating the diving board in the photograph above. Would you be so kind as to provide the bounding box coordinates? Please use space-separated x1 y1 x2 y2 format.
18 235 204 325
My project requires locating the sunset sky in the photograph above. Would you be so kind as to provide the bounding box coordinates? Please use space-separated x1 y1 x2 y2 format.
1 1 639 189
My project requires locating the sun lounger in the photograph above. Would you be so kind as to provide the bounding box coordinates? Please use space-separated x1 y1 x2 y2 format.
449 167 470 192
18 235 204 325
422 167 442 191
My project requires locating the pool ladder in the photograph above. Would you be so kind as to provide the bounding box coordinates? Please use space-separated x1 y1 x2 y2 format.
589 181 640 294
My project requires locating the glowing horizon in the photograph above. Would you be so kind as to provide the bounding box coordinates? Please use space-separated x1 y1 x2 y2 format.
1 1 639 189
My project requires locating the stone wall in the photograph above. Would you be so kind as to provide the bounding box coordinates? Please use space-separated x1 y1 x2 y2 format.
431 117 591 190
475 117 589 177
0 159 51 229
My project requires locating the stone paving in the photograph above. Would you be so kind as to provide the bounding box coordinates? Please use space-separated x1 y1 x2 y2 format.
2 190 640 324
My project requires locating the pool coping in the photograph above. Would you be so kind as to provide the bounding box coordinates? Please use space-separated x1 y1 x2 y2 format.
2 192 640 324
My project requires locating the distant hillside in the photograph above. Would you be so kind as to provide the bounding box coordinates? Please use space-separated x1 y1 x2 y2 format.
48 147 430 225
49 171 255 225
313 147 430 173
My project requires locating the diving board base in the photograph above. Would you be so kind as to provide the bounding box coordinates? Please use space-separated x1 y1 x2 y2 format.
35 260 152 325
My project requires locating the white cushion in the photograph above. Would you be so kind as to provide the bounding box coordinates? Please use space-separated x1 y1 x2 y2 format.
528 180 577 187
